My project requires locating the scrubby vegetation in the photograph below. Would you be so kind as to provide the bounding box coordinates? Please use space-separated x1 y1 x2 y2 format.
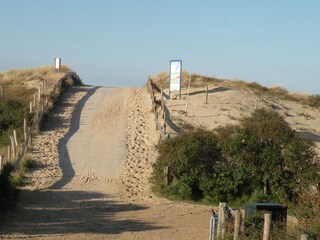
153 109 320 235
0 65 78 222
0 155 34 222
0 100 28 146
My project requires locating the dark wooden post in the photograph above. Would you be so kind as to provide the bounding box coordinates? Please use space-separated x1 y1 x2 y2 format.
0 85 3 96
164 166 169 185
7 145 11 162
205 84 209 104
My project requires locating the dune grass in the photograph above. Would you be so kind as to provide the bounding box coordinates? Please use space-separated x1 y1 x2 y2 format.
151 71 320 108
0 65 71 157
0 65 76 222
0 65 70 107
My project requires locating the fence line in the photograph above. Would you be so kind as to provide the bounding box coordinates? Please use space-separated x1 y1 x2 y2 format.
0 72 81 171
147 78 168 140
13 71 81 169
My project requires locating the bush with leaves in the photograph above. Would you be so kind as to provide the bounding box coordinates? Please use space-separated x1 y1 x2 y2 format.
216 109 319 203
0 100 27 146
153 129 223 200
153 109 319 205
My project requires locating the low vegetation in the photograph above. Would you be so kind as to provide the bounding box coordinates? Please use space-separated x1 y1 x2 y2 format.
153 109 320 237
0 65 78 222
151 72 320 108
0 65 70 106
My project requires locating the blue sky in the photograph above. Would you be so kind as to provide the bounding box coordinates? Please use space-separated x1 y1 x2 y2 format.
0 1 319 94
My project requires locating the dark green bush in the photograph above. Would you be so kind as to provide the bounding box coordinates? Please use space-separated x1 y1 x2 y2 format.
153 109 319 205
153 129 223 200
0 100 27 146
217 109 318 202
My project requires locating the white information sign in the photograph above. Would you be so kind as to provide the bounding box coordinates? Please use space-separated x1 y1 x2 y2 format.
54 58 61 70
169 60 182 96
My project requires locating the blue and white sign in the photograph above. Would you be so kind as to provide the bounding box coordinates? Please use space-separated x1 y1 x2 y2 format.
169 60 182 97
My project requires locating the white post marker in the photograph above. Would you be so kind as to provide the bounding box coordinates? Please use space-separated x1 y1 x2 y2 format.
169 60 182 99
54 58 61 73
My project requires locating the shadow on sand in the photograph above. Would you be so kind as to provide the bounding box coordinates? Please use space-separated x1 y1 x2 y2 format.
49 86 100 189
0 86 166 236
187 86 232 96
0 189 164 236
296 131 320 143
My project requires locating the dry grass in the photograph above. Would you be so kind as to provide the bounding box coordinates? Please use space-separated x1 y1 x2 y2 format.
0 65 70 107
151 71 320 108
0 65 72 159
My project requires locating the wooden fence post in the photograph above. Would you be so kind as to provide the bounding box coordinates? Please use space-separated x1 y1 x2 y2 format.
233 210 241 240
185 75 192 116
0 85 3 96
33 93 37 108
29 101 33 114
163 111 167 134
161 85 165 118
301 234 308 240
0 156 3 173
8 145 11 162
10 136 16 159
19 143 23 157
205 84 209 104
164 166 169 186
42 80 45 93
43 80 47 93
263 213 271 240
28 127 32 145
23 118 27 142
38 86 41 102
13 129 18 147
217 202 227 239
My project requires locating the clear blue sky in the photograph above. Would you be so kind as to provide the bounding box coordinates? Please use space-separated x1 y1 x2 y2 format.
0 1 319 94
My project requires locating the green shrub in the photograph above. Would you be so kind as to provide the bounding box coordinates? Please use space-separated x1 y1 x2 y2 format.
215 109 319 204
152 108 319 209
153 129 223 200
0 100 27 146
152 108 320 236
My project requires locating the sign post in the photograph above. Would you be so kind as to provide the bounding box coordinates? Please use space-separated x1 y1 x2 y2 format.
169 60 182 98
54 58 61 73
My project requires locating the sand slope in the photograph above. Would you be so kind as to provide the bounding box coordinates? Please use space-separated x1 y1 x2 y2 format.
163 86 320 155
0 86 213 240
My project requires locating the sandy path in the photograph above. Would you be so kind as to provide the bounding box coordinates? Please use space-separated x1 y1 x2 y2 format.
0 86 213 239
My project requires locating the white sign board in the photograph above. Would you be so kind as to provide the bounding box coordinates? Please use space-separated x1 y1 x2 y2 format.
54 58 61 70
169 60 182 96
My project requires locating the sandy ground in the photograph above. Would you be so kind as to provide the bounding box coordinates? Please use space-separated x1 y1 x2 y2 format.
0 86 213 239
161 86 320 155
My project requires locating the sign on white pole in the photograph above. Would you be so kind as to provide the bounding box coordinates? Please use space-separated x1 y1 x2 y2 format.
169 60 182 98
54 58 61 72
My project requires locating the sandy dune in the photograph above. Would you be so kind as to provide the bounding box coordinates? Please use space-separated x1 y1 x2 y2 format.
162 86 320 155
0 86 213 239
